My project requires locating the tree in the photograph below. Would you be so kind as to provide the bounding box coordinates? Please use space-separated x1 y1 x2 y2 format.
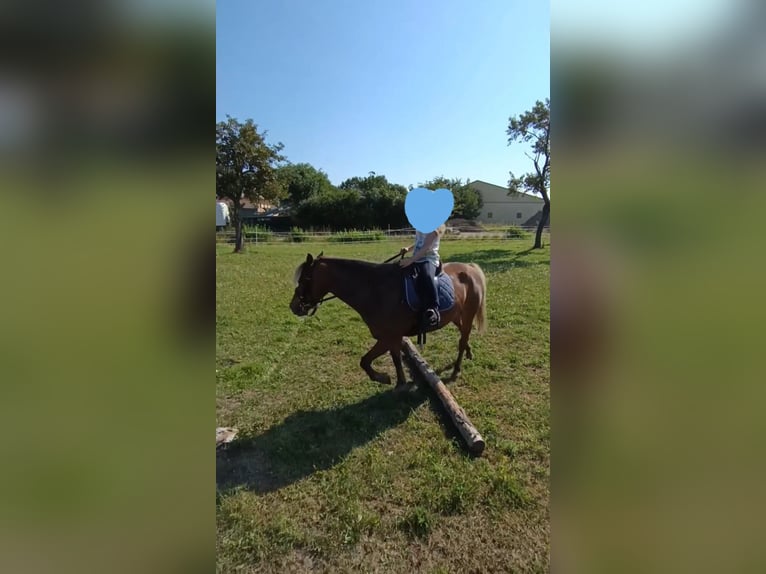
419 176 483 220
339 173 408 229
339 172 407 197
507 98 550 248
295 187 361 230
216 116 285 252
276 163 334 207
294 173 409 231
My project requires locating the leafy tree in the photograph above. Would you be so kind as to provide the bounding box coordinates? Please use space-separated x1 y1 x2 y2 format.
507 98 550 248
294 172 409 230
276 163 333 207
339 172 407 197
216 116 286 252
419 176 483 220
295 188 361 230
339 173 408 228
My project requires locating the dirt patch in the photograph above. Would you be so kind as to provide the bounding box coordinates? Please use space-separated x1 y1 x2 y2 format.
446 218 486 232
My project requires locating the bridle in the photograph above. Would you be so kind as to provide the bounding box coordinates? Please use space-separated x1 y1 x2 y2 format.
295 249 407 316
295 264 328 317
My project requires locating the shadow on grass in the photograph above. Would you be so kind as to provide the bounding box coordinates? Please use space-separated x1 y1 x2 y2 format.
402 356 484 459
446 247 549 273
217 387 429 495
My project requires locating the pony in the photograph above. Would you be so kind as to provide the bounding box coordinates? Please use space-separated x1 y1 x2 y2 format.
290 253 487 388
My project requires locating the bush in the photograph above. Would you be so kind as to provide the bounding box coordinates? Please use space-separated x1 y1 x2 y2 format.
289 226 307 242
243 225 273 242
506 225 529 239
293 182 409 231
328 230 385 243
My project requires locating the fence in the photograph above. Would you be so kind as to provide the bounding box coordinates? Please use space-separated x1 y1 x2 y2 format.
215 225 550 245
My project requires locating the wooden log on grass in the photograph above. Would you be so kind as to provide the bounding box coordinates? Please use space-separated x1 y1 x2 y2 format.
402 337 485 455
216 427 238 450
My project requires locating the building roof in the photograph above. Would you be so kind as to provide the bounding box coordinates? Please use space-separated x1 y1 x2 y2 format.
469 180 543 202
216 195 275 210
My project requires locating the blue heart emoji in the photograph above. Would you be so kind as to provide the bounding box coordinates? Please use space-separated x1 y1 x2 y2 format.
404 187 454 233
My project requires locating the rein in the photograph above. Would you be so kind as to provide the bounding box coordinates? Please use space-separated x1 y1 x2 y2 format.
305 249 406 316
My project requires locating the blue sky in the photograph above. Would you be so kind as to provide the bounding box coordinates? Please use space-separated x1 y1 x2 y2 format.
217 0 549 189
553 0 733 55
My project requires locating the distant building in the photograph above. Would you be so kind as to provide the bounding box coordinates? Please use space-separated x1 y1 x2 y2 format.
216 199 230 229
239 197 275 223
469 180 546 226
215 195 276 226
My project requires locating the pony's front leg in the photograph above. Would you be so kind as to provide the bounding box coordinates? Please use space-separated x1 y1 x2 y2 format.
389 338 407 387
360 339 391 385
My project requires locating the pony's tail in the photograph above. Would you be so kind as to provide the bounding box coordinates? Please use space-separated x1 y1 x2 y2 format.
470 263 488 334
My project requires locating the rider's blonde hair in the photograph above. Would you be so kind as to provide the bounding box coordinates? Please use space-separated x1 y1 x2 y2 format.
436 224 447 237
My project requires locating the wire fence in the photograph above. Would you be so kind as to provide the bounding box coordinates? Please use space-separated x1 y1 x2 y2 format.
215 226 550 245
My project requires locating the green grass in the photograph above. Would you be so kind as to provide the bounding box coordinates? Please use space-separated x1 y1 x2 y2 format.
216 239 550 572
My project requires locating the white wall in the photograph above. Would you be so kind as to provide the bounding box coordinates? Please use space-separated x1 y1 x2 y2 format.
469 181 544 225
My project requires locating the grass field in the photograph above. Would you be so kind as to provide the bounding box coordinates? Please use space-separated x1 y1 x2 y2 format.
216 238 550 573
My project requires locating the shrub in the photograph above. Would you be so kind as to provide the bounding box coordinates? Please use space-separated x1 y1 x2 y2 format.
243 225 272 242
328 230 385 243
293 180 409 231
506 225 529 239
289 226 307 242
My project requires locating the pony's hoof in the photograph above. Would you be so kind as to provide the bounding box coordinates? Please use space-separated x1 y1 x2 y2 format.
393 382 409 394
450 369 461 381
375 373 391 385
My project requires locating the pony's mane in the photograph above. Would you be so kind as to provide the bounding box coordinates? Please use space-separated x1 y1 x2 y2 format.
320 257 385 270
293 262 306 286
293 257 392 286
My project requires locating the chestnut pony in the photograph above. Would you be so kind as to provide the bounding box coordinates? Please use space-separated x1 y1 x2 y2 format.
290 253 487 387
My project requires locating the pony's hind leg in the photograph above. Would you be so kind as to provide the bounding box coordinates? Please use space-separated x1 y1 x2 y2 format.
451 329 471 381
452 302 478 380
360 339 391 385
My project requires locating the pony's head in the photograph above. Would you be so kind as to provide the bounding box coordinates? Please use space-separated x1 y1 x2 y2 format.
290 252 324 316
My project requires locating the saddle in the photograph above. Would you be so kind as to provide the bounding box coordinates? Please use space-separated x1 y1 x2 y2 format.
403 262 455 348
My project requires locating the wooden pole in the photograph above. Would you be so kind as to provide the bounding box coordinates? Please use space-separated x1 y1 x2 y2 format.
216 427 238 450
402 337 486 455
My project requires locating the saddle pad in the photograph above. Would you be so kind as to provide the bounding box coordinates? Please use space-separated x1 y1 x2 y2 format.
404 272 456 313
